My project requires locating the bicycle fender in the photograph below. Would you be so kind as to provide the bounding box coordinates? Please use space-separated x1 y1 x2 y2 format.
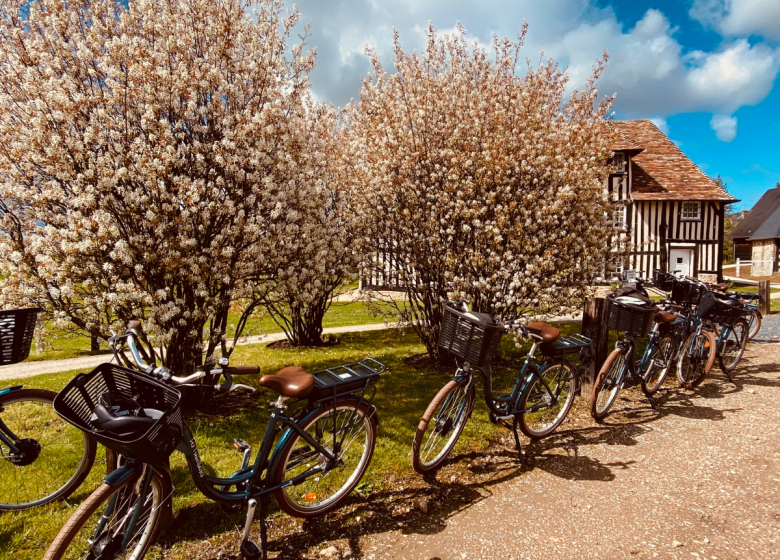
0 385 23 397
104 463 144 487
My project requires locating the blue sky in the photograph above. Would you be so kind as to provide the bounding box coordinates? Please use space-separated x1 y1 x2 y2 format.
284 0 779 210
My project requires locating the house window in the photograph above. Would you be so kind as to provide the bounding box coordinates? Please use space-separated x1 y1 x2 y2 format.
609 256 624 279
613 152 626 173
681 201 701 221
613 204 626 230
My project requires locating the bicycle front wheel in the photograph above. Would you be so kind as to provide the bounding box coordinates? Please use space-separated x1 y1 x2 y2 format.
747 309 762 340
641 334 674 395
272 399 377 518
516 361 576 439
718 319 749 373
677 329 716 389
44 466 169 560
0 388 96 511
411 379 474 475
590 348 627 420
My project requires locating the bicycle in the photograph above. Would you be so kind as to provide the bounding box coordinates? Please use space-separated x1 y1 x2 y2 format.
45 355 384 560
697 290 750 379
411 301 592 474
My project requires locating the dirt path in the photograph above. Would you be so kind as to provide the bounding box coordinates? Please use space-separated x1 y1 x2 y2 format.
361 343 780 560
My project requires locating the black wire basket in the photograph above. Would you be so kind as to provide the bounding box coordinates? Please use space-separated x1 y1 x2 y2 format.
54 363 184 466
698 292 746 326
438 304 505 367
652 269 676 291
606 295 657 337
670 279 704 306
0 308 40 365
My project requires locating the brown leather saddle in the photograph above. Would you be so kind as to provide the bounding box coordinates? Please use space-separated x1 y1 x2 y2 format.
526 322 560 343
258 366 315 398
654 311 677 323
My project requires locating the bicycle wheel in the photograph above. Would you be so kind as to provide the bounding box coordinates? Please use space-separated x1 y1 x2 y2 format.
516 361 576 439
590 348 627 420
272 399 377 518
641 334 674 395
747 309 762 340
410 379 474 475
0 388 96 511
718 319 749 373
676 329 716 389
44 466 170 560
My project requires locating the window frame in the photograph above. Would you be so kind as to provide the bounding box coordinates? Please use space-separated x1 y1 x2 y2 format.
612 203 627 231
680 201 702 222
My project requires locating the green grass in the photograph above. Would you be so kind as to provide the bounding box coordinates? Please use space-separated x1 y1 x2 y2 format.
28 301 393 362
0 323 582 559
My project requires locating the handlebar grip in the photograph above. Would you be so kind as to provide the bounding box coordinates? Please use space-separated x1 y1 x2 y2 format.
229 366 260 376
127 320 142 331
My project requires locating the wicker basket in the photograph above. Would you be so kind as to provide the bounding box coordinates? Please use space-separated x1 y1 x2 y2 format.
0 308 40 365
606 295 657 337
652 269 676 291
698 292 745 326
54 363 183 466
438 305 504 367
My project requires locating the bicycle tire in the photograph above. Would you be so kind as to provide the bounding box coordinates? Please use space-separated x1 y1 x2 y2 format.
516 361 576 439
718 319 749 373
411 379 474 475
44 466 170 560
748 309 762 340
590 348 627 421
641 334 674 395
272 399 377 518
676 329 716 389
0 388 97 511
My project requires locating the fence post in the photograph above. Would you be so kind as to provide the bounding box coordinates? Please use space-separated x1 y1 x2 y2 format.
581 297 609 399
759 279 771 316
736 258 740 277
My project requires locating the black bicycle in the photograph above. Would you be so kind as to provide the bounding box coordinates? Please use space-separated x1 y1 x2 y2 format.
45 354 383 560
411 301 592 474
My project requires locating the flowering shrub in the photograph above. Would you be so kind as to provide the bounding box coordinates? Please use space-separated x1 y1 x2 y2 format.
346 24 615 360
0 0 319 373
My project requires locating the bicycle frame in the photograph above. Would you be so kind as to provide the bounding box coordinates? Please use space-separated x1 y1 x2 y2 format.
0 386 25 458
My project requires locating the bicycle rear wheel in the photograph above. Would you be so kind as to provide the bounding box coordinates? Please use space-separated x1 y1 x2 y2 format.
272 399 377 518
0 388 96 511
44 466 170 560
411 379 474 475
676 329 716 389
516 361 576 439
641 334 674 395
590 348 626 421
747 310 762 340
718 319 749 373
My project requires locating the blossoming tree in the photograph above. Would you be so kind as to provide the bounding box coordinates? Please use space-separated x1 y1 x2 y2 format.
346 24 615 360
0 0 322 373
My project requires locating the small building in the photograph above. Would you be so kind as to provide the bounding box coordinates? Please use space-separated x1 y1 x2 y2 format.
729 185 780 276
609 120 738 282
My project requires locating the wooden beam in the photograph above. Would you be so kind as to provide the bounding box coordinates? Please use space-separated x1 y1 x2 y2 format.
581 297 609 400
759 279 771 316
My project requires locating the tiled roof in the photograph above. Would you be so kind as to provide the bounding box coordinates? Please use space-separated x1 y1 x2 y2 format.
611 133 644 153
613 120 737 202
731 187 780 240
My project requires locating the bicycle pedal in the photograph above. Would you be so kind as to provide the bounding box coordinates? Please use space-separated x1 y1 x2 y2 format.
233 439 250 453
240 539 263 560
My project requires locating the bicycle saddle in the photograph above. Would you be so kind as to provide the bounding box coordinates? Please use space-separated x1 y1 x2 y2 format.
654 311 676 323
712 283 729 292
526 322 559 343
258 366 315 398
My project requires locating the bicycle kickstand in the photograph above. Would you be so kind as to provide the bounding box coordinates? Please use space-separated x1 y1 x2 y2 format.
722 369 734 384
239 495 270 560
511 416 525 465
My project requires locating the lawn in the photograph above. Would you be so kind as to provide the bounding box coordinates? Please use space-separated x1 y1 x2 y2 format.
28 300 393 362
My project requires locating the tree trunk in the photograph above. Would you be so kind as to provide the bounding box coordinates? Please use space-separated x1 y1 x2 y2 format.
581 297 609 398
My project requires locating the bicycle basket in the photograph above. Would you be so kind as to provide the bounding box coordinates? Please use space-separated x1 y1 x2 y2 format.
54 363 183 466
670 280 704 306
697 291 745 326
606 294 657 337
652 269 675 291
0 308 40 365
438 305 504 367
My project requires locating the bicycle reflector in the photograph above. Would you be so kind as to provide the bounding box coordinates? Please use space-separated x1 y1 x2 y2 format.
304 492 318 502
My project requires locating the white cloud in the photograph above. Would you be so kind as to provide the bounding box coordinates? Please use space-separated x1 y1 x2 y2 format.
710 114 737 142
691 0 780 40
649 118 669 135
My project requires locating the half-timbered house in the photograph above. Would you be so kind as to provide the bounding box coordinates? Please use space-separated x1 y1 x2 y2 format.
609 120 737 282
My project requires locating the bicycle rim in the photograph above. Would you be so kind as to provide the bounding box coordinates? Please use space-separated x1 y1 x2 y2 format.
411 380 473 474
517 362 575 439
273 400 376 517
44 469 167 560
677 331 714 388
748 310 761 340
719 320 748 373
641 335 673 394
0 390 95 510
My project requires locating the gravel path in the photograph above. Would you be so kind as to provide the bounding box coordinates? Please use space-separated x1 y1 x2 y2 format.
358 342 780 560
753 314 780 342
